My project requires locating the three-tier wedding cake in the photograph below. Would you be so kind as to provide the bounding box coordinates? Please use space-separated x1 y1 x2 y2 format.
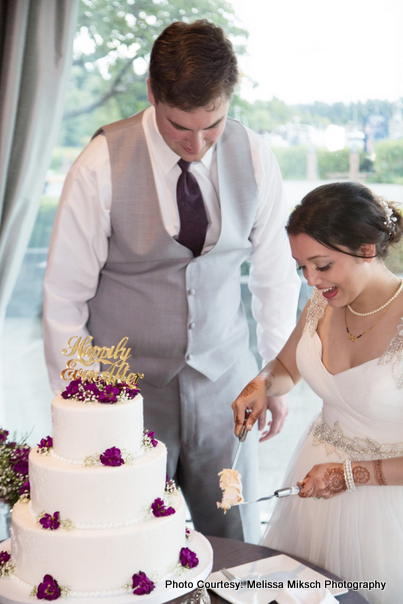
0 371 214 602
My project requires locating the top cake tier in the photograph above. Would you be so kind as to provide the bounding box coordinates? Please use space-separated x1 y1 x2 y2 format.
51 393 144 462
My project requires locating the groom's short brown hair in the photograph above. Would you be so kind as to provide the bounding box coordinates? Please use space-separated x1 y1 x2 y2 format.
149 20 238 111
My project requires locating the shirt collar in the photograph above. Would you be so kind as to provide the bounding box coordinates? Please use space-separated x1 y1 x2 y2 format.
145 105 215 174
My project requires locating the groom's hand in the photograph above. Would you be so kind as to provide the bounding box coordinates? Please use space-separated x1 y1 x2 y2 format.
259 395 289 442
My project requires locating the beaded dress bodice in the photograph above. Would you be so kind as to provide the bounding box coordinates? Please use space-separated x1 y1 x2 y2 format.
297 287 403 460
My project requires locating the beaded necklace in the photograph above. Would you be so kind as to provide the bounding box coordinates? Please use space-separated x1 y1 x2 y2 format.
347 279 403 317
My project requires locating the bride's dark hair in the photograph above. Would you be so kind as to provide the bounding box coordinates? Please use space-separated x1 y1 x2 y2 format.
286 181 403 259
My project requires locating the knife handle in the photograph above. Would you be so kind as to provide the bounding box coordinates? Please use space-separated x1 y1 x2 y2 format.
238 409 251 442
274 485 301 498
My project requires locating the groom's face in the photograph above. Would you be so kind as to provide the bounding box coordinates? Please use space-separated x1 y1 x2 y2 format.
148 82 229 162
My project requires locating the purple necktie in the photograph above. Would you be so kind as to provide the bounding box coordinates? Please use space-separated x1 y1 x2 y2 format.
176 159 208 257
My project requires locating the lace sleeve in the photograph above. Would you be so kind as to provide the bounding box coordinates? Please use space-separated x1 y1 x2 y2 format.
378 317 403 388
303 287 328 335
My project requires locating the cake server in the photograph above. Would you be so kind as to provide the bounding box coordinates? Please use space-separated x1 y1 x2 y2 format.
242 484 301 504
231 409 251 471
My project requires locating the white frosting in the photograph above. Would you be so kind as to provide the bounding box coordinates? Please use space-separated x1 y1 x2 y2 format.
11 493 187 593
51 393 144 460
29 442 167 526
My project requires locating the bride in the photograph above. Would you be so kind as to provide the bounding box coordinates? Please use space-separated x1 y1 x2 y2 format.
232 182 403 604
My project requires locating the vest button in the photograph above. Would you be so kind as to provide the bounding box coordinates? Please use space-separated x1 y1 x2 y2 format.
188 289 196 296
189 323 196 330
186 354 193 361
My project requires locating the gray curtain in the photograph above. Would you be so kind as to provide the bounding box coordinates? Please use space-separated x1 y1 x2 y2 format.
0 0 79 324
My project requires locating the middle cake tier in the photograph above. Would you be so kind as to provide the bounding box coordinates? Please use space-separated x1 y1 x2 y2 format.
29 442 167 526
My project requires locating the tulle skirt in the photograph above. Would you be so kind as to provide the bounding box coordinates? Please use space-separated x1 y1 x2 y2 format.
261 416 403 604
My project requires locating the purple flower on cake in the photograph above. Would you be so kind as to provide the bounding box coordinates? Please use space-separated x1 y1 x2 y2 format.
61 376 140 404
61 379 82 400
185 527 190 540
100 447 124 467
38 436 53 449
0 429 9 444
151 497 175 517
98 384 120 403
36 574 62 600
180 547 199 569
165 476 178 494
147 431 158 447
0 550 11 565
119 382 140 399
83 382 100 397
37 436 53 454
39 512 60 530
132 571 155 595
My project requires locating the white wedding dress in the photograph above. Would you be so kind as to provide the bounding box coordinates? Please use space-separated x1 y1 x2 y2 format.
261 288 403 604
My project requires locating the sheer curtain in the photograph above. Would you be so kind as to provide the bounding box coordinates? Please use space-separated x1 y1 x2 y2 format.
0 0 78 421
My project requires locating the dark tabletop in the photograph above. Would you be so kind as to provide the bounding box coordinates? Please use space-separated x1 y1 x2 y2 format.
203 536 369 604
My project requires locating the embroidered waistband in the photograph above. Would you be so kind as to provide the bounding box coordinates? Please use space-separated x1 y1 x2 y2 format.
310 413 403 461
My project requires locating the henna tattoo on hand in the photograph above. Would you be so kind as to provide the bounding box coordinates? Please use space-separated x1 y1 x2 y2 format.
238 381 259 398
373 459 387 486
353 465 370 485
322 467 347 495
299 484 314 498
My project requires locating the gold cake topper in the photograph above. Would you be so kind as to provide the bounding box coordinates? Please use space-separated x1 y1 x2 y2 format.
60 336 143 389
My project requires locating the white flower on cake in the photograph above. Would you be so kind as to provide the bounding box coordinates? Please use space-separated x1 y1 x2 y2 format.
216 469 244 513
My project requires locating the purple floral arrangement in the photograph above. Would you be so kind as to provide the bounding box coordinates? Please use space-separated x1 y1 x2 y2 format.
0 429 9 444
39 512 60 531
132 571 155 595
10 446 29 476
151 497 175 517
20 479 30 497
61 377 139 404
36 574 62 600
100 447 124 467
180 547 199 569
0 429 31 507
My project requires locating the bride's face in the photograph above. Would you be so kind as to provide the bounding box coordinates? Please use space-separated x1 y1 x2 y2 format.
289 233 373 308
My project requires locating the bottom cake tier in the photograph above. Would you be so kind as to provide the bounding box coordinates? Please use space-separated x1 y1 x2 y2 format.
0 530 214 604
10 491 187 595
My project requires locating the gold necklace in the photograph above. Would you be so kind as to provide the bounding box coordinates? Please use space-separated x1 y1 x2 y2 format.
347 279 403 316
344 306 389 342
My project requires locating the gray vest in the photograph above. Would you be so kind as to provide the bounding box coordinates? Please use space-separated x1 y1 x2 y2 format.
88 111 259 387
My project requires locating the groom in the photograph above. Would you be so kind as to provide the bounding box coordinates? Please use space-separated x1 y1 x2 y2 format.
43 19 300 543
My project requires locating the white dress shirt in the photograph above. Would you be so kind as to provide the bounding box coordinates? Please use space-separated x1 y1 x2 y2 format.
43 106 300 393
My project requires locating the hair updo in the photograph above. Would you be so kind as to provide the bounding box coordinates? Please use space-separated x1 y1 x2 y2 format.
286 182 402 259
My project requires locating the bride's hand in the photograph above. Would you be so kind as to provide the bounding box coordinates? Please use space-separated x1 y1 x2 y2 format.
231 376 268 437
297 463 347 500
